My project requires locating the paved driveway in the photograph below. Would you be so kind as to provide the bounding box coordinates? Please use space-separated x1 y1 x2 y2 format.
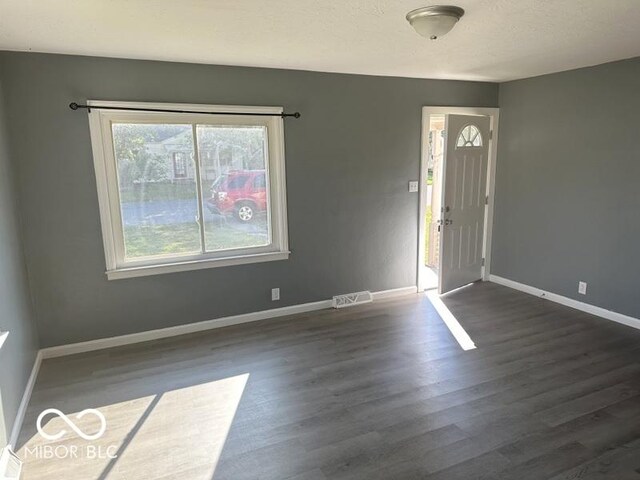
121 199 199 226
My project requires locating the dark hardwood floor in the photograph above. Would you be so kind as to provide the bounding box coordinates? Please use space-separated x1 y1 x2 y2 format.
17 282 640 479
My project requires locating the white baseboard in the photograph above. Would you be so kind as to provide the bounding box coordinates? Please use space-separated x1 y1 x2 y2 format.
371 285 419 300
489 275 640 332
40 299 333 359
9 350 42 448
0 444 22 478
40 286 419 360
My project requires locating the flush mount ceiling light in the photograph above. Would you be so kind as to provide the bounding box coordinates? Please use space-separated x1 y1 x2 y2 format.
406 5 465 40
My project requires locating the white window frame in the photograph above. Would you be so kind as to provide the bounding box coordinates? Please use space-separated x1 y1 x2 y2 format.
87 100 290 280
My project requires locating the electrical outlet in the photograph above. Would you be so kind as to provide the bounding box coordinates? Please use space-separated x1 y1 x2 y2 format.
408 181 419 193
578 281 587 295
271 288 280 301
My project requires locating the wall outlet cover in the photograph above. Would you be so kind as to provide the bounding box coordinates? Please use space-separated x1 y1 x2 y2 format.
408 181 419 193
271 288 280 301
578 281 587 295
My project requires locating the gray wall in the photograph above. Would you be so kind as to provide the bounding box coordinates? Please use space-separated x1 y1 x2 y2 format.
0 75 39 448
0 52 498 347
493 57 640 318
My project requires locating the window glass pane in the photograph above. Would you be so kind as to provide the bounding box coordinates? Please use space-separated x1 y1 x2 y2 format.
227 175 250 189
197 125 270 252
254 174 266 189
456 124 482 148
112 123 201 260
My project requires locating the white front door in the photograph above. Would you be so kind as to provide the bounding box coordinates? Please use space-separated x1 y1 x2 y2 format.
438 114 490 294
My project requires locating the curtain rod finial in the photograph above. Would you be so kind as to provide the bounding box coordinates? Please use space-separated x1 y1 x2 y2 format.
69 102 79 110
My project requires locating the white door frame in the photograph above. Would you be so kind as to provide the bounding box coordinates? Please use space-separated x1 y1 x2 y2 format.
418 106 500 292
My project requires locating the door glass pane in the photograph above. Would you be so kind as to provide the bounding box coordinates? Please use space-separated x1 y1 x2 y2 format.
112 123 201 260
456 125 482 148
196 125 270 252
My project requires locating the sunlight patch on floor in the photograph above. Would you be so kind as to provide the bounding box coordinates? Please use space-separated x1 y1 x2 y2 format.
18 373 249 479
427 289 477 351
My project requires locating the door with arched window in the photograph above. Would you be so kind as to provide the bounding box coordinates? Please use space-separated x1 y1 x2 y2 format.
439 115 490 294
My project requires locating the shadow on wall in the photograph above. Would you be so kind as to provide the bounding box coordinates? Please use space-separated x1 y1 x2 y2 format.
0 77 40 451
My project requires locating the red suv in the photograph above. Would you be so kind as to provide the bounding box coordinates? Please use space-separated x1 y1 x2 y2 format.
206 170 267 222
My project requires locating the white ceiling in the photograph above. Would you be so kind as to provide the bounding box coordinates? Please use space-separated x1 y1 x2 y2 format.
1 0 640 82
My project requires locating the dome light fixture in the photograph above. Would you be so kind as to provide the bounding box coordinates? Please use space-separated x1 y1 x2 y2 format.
406 5 465 40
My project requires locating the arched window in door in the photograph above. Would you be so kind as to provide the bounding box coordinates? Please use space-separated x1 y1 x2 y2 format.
456 124 482 147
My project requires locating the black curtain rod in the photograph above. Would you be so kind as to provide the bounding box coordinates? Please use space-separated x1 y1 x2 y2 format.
69 102 301 118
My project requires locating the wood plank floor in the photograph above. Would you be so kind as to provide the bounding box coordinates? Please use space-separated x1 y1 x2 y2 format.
16 282 640 479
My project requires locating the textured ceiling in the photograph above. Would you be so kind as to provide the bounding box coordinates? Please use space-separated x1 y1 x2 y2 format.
1 0 640 82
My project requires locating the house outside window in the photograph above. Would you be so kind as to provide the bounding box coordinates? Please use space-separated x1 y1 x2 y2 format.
172 152 188 179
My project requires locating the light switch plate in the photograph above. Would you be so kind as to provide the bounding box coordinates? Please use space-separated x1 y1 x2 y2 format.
408 181 419 193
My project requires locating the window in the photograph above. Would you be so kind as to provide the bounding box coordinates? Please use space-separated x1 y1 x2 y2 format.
88 101 289 279
456 124 482 147
172 152 188 178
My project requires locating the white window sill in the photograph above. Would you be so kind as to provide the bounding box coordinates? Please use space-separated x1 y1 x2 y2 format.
106 251 290 280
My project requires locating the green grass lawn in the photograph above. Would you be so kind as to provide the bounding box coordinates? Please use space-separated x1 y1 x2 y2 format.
123 220 268 258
